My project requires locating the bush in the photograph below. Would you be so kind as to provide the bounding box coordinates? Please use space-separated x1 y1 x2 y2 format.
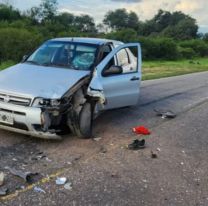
138 37 179 60
0 28 43 62
179 39 208 57
178 47 196 59
104 28 138 43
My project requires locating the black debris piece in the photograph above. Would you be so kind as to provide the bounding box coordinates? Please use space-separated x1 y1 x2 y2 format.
5 167 39 183
154 109 176 119
151 151 158 158
99 146 107 154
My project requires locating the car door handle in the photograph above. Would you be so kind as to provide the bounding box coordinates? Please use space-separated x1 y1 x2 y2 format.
130 76 140 81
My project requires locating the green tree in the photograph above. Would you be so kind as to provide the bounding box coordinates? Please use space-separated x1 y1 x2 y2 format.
41 0 58 21
203 33 208 42
27 6 41 23
153 9 172 32
141 10 198 39
74 15 96 33
55 12 74 28
0 4 21 21
27 0 58 23
103 9 140 31
162 18 198 40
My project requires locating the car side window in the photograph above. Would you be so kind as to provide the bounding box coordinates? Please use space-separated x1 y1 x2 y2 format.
125 48 137 73
117 48 137 74
102 46 138 77
117 49 129 67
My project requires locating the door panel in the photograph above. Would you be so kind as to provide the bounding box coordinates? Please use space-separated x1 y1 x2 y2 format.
101 72 141 109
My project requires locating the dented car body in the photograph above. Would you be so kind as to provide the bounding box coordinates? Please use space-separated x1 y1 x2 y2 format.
0 38 142 139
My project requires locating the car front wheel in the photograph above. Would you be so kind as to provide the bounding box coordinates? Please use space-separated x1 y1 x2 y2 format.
70 102 94 139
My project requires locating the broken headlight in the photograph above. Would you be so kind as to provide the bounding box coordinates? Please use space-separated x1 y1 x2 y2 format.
32 98 61 107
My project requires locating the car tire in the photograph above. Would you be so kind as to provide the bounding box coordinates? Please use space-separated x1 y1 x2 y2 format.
71 102 94 139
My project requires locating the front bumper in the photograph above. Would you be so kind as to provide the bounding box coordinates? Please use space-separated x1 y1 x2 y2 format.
0 101 61 140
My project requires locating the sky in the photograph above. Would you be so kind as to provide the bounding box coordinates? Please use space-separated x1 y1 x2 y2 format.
2 0 208 33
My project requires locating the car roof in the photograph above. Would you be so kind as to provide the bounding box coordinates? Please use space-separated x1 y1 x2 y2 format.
50 37 123 46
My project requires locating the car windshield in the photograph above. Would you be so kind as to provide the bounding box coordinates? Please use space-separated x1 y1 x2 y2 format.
25 41 98 71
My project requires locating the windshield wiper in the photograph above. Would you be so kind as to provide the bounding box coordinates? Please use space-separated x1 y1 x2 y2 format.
25 60 41 65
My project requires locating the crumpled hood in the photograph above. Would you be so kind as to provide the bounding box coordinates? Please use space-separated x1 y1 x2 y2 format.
0 63 90 99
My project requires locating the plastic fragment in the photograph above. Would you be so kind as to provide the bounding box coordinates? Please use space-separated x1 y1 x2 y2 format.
34 186 46 194
56 177 67 185
0 172 5 186
156 148 161 152
93 137 102 141
64 182 72 190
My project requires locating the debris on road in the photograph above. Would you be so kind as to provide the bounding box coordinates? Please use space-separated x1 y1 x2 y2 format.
56 177 67 185
151 151 158 159
156 148 161 152
0 188 8 196
45 157 52 162
154 109 176 119
128 139 145 150
111 173 119 178
99 145 107 154
30 152 46 161
5 167 38 183
34 186 46 194
64 182 72 190
15 185 25 190
0 172 5 186
70 154 82 163
133 126 151 135
93 137 102 141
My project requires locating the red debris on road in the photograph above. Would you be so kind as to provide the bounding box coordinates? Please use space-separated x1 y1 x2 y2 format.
132 126 151 135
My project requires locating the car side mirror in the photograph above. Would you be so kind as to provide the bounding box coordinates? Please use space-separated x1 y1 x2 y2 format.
21 55 28 62
102 65 123 77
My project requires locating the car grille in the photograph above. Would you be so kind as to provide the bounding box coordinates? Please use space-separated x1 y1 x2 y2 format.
0 93 31 106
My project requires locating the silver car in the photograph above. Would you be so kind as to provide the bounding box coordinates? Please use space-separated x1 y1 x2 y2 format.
0 38 142 139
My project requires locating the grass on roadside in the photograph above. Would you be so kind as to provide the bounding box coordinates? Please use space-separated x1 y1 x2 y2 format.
1 58 208 81
0 61 15 70
142 58 208 80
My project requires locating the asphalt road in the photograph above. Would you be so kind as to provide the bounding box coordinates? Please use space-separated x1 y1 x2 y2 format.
0 72 208 206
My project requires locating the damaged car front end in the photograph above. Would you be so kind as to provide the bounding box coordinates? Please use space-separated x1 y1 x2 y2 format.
0 69 94 140
0 75 92 140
